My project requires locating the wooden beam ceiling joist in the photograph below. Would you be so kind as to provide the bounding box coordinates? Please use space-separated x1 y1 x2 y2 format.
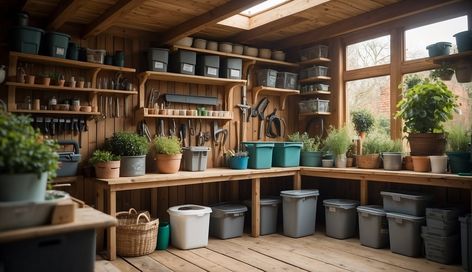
82 0 147 39
48 0 88 31
275 0 463 49
155 0 266 46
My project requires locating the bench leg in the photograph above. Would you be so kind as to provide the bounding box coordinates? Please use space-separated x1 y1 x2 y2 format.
251 178 260 237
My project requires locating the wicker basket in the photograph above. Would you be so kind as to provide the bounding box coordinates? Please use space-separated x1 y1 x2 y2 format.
116 208 159 257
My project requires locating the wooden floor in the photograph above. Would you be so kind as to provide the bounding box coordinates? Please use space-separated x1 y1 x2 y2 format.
95 232 462 272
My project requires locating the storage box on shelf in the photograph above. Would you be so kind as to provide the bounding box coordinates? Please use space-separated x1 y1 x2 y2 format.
300 45 329 61
298 99 330 114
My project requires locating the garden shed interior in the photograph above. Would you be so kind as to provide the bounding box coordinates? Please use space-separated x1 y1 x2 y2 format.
0 0 472 271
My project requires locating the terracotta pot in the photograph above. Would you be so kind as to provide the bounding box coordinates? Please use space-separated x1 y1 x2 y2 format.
42 77 51 86
58 79 65 87
356 154 381 169
403 155 414 170
411 156 431 172
95 161 120 179
26 75 35 84
156 154 182 174
346 157 354 167
407 133 446 156
77 81 85 88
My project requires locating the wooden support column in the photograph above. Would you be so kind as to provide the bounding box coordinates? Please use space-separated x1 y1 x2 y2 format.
108 190 117 261
331 38 345 127
390 27 404 140
251 178 260 238
95 182 105 253
360 179 368 205
151 188 158 218
293 172 301 190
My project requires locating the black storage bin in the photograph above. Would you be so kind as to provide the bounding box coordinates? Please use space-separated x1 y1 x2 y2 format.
11 26 44 54
196 55 220 78
220 58 242 79
148 48 169 72
0 229 96 272
276 72 298 89
44 31 70 58
256 69 277 87
169 50 196 75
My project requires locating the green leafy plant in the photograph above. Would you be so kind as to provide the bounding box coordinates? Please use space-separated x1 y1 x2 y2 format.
400 74 422 90
362 131 390 154
395 78 458 133
288 132 321 152
446 125 470 152
351 110 375 134
105 132 149 156
323 126 352 155
430 63 454 80
89 150 120 164
153 136 181 155
384 139 403 152
0 113 58 179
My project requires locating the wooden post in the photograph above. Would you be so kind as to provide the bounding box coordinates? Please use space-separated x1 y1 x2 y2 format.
390 27 404 140
95 182 105 253
151 188 158 218
360 179 368 205
251 178 260 238
293 172 301 190
108 190 117 261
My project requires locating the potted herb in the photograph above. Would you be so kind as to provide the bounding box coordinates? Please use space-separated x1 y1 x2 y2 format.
90 150 121 179
105 132 148 177
153 136 182 174
38 72 51 86
430 63 454 81
351 110 374 139
288 132 322 167
357 130 388 169
446 125 471 173
396 77 458 156
226 150 249 170
50 72 65 87
323 126 352 168
382 139 403 171
0 113 58 201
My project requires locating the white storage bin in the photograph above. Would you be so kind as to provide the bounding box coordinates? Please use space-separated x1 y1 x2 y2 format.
168 204 212 249
86 48 106 64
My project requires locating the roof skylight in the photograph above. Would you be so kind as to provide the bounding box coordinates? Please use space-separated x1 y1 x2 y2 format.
240 0 289 17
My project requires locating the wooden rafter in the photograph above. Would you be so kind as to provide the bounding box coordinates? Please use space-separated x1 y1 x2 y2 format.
82 0 147 39
48 0 88 30
155 0 266 46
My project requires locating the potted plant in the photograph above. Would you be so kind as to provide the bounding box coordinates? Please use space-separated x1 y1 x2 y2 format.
90 150 121 179
357 130 389 169
396 78 458 156
446 125 471 174
153 136 182 174
226 150 249 170
77 77 85 88
346 141 356 167
38 72 51 86
430 63 454 81
382 139 403 171
288 132 322 167
0 113 58 201
105 132 148 177
50 72 65 87
351 110 374 139
323 126 352 168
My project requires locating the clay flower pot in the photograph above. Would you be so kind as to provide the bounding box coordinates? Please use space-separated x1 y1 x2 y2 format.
58 79 65 87
411 156 431 172
156 154 182 174
94 161 120 179
403 155 414 170
42 77 51 86
26 75 35 84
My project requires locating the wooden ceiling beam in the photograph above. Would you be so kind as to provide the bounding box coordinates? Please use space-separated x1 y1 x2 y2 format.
155 0 266 46
275 0 463 49
48 0 88 31
82 0 147 39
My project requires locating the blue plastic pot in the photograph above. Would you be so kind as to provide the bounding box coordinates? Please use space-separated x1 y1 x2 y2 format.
229 156 249 170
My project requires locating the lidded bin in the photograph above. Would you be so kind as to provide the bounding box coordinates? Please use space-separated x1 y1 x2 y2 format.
196 55 220 78
244 197 281 235
182 146 210 171
281 190 319 238
168 204 212 249
272 142 302 167
381 191 432 216
386 212 425 257
242 142 275 169
44 31 70 58
210 203 247 239
220 58 242 79
357 205 389 248
169 50 196 75
148 48 169 72
324 199 360 239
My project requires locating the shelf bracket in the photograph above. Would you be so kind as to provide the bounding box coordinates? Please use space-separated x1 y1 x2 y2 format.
138 72 150 108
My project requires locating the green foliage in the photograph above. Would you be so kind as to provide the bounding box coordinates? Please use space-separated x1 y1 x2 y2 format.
225 150 248 157
401 74 422 90
0 113 58 179
153 136 181 155
105 132 149 156
89 150 120 164
323 126 352 155
446 125 470 152
395 78 458 133
384 139 403 153
430 64 454 80
362 130 398 154
351 110 375 133
287 132 321 152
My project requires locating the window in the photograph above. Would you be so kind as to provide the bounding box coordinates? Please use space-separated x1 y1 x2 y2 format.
346 76 391 135
346 35 390 70
405 16 468 61
240 0 289 17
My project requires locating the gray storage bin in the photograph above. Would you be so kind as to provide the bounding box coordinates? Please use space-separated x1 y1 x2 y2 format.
220 58 242 79
243 197 281 235
423 224 458 237
426 207 461 231
169 50 196 75
256 69 277 87
148 48 169 72
182 146 210 171
281 190 319 238
381 191 432 216
276 72 298 89
422 232 460 264
460 215 472 271
300 45 329 61
57 140 81 177
302 66 328 79
357 205 389 248
197 55 220 78
386 212 425 257
210 203 247 239
324 199 359 239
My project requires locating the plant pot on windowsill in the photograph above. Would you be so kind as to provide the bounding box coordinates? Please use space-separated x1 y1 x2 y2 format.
356 154 381 169
445 125 471 174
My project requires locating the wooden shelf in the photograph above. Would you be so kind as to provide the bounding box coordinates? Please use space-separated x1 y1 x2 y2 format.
299 112 331 118
300 90 331 96
137 108 233 120
252 86 299 110
139 71 246 86
11 109 101 116
10 52 136 73
172 45 299 68
298 57 331 66
430 50 472 64
6 82 138 95
299 76 331 84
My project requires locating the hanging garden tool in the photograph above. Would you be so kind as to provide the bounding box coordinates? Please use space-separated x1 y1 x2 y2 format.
248 97 269 140
266 108 286 138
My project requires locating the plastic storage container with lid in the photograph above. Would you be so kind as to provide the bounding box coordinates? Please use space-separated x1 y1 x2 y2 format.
357 205 389 248
11 26 44 54
168 204 212 249
381 191 432 216
182 146 210 171
196 55 220 78
323 199 360 239
44 31 70 58
148 48 169 72
242 142 275 169
169 50 197 75
210 203 247 239
256 69 277 87
421 226 460 264
386 212 425 257
86 48 106 64
276 72 298 89
460 214 472 271
243 197 281 235
281 190 319 238
220 58 242 79
272 142 303 167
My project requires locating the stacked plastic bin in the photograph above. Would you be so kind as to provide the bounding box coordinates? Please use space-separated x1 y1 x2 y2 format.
460 214 472 271
356 205 389 248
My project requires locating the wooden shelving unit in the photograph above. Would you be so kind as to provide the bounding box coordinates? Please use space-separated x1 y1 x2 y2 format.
299 90 331 96
299 76 332 84
11 109 101 116
251 86 299 110
298 57 331 66
6 82 138 95
298 112 331 118
137 108 233 120
430 50 472 64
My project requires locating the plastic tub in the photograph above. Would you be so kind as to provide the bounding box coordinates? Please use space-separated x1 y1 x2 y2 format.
148 48 169 72
86 48 106 64
298 99 330 113
422 232 460 264
196 55 220 78
426 207 461 232
44 32 70 58
256 69 277 87
220 58 242 79
170 50 196 75
182 146 210 171
300 45 328 61
460 215 472 271
57 140 81 177
67 42 78 60
276 72 298 89
303 66 328 78
242 142 275 169
426 42 452 57
168 204 212 249
229 156 249 170
357 205 389 248
210 203 247 239
324 199 360 239
11 26 44 54
244 197 281 235
454 30 472 53
386 212 425 257
281 190 319 238
381 191 432 216
272 142 302 167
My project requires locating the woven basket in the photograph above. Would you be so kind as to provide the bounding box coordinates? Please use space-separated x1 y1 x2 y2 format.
116 208 159 257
